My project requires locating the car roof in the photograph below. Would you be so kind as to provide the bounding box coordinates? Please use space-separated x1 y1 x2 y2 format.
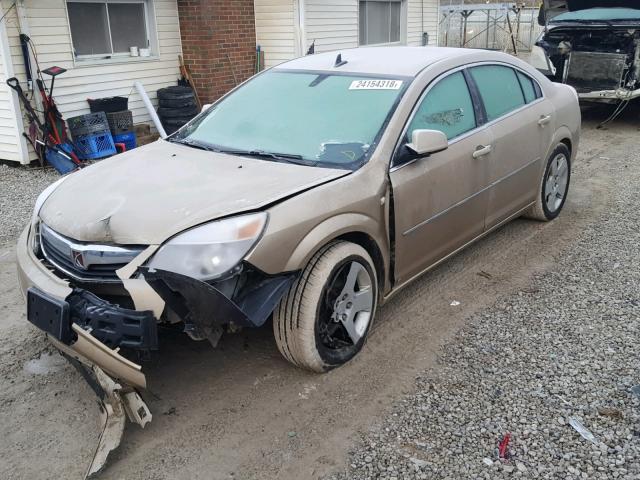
275 46 496 77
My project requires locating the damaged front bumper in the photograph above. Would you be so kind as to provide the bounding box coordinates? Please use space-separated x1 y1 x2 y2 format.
16 223 296 475
18 224 296 385
577 87 640 101
16 226 149 389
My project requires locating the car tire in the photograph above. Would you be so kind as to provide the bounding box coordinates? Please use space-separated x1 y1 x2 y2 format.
157 86 195 100
273 241 378 372
158 105 199 118
161 116 195 134
524 143 571 221
158 97 198 109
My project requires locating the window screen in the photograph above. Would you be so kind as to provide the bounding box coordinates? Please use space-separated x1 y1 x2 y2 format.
516 71 538 104
470 65 525 121
407 72 476 141
109 3 148 53
359 1 402 45
67 3 111 55
67 1 149 57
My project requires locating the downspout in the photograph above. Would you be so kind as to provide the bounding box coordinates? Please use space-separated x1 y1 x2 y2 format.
422 0 424 44
436 0 441 46
296 0 306 56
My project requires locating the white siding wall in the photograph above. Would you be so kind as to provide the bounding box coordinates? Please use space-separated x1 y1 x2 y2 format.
254 0 298 68
1 0 182 163
255 0 440 69
0 2 27 162
304 0 358 53
407 0 439 46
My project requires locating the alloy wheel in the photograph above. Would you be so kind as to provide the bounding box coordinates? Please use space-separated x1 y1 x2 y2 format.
544 153 569 213
318 261 374 349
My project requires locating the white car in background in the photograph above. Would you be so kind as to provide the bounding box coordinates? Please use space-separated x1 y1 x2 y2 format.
532 0 640 102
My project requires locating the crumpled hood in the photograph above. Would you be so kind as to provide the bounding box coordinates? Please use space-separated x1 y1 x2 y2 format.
40 140 348 245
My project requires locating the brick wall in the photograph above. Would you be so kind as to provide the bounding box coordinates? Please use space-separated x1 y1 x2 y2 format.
178 0 257 103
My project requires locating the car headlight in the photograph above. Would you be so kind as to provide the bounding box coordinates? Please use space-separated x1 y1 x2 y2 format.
147 212 268 281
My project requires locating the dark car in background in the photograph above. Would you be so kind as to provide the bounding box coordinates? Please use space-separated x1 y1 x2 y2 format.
531 1 640 102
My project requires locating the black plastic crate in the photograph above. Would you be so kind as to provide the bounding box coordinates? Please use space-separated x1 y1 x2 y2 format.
88 96 129 114
106 110 134 135
68 111 110 137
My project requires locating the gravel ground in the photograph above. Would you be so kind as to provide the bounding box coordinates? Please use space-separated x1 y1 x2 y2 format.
0 164 58 245
327 142 640 477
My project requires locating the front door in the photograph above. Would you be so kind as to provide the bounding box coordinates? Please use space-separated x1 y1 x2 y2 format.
389 70 493 286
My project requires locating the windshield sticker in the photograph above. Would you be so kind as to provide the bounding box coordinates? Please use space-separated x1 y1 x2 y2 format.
349 80 403 90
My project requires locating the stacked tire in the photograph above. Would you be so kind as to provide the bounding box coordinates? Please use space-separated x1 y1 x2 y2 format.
157 86 199 135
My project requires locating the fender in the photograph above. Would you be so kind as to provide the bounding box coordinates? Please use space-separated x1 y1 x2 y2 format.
282 212 389 275
550 124 575 157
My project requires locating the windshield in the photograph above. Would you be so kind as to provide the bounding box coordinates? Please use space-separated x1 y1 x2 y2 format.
172 70 408 169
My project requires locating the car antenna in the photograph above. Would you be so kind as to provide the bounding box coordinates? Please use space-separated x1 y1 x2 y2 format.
334 53 347 68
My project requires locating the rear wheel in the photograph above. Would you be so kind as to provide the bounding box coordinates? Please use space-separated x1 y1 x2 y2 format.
524 144 571 221
273 241 377 372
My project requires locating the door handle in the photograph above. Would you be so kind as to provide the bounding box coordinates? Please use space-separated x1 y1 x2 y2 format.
472 144 492 158
537 114 552 126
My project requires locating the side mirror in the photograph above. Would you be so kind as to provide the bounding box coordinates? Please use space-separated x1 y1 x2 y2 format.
406 129 448 156
201 103 212 112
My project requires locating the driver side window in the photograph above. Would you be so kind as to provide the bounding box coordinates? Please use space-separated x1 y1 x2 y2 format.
406 71 477 142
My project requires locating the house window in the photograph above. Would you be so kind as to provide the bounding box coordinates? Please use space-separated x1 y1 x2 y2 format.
359 0 402 46
66 0 152 58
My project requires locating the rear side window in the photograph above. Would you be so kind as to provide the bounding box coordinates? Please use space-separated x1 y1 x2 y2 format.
470 65 525 121
516 71 539 103
406 71 476 141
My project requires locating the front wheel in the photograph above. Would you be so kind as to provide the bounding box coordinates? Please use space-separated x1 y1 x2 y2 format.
273 241 378 372
524 143 571 221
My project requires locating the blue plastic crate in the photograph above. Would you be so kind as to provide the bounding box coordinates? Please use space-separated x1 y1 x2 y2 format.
73 131 116 160
112 131 137 151
45 148 77 174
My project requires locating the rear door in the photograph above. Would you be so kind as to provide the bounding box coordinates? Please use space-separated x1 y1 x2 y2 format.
468 64 551 229
389 70 493 285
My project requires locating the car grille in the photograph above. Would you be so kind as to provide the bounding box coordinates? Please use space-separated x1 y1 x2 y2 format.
39 223 146 283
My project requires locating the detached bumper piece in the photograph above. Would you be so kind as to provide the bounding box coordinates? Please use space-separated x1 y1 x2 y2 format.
64 355 151 479
27 287 158 352
141 266 295 339
27 288 154 478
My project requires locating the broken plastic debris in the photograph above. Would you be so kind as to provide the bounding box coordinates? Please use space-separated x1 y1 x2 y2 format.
631 385 640 398
450 300 461 306
498 432 511 460
568 417 600 446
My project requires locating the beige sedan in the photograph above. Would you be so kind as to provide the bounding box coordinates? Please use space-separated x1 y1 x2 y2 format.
17 47 579 464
